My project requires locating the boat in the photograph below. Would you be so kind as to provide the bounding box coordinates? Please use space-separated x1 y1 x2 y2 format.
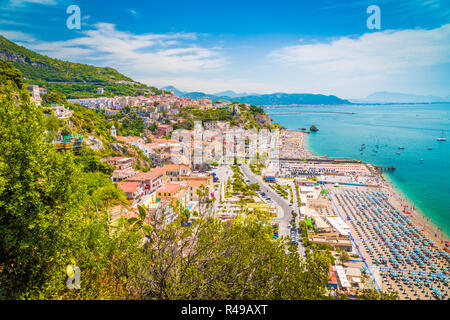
396 152 401 155
437 130 446 141
420 159 424 163
427 147 433 150
398 147 405 150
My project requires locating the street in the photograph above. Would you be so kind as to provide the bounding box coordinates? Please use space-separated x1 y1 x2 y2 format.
241 164 306 257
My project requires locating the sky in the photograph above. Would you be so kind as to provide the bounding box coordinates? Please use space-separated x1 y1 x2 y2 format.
0 0 449 98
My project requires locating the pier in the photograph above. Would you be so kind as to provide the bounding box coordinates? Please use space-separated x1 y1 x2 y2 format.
375 166 396 172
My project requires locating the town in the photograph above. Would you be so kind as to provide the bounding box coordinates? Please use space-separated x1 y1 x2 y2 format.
24 83 450 300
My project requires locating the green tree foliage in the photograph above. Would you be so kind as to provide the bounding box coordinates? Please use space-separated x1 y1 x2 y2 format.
120 113 144 136
42 90 67 105
0 60 23 89
0 80 138 299
127 209 334 300
339 250 350 263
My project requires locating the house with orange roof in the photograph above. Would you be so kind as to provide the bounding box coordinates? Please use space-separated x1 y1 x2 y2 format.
180 174 213 189
156 184 189 207
125 168 164 194
117 181 143 202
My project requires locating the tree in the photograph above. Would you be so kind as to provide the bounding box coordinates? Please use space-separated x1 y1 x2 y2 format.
0 78 140 299
128 212 335 300
339 250 350 263
0 60 23 89
43 90 67 105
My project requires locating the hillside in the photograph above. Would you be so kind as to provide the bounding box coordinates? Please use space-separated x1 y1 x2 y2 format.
0 35 159 98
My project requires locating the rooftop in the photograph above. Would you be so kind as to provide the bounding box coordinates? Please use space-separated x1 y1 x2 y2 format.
157 184 183 194
117 181 140 193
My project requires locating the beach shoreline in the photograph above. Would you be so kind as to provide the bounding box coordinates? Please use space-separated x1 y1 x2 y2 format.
300 130 450 247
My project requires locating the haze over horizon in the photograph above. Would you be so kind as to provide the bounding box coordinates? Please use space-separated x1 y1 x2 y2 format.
1 0 449 99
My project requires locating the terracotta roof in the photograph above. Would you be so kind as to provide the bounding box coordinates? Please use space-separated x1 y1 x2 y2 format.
108 156 126 161
117 181 140 193
188 180 208 187
157 184 183 194
126 169 163 182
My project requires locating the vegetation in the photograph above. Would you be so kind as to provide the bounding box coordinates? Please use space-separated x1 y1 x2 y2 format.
0 76 134 299
0 35 158 98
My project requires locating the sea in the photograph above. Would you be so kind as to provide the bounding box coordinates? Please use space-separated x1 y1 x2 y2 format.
266 103 450 238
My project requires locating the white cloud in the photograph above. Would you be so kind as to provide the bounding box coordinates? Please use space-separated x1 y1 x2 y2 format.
268 24 450 97
0 30 36 42
7 0 57 7
270 24 450 74
22 23 227 75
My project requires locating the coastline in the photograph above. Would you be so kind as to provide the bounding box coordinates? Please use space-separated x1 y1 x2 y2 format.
300 130 450 248
381 173 450 245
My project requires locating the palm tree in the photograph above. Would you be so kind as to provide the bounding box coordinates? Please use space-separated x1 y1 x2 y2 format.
196 185 211 216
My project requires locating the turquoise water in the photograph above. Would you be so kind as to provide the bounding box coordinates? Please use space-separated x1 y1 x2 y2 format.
266 104 450 237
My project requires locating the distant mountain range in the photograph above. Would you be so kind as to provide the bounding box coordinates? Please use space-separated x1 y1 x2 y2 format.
161 86 351 106
350 91 450 104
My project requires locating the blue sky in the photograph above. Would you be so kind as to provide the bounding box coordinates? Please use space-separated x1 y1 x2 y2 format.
0 0 449 98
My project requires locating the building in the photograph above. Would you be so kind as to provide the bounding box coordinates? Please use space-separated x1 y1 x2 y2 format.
156 184 189 207
104 157 137 182
180 175 213 189
116 136 145 148
157 125 173 138
308 232 353 252
126 169 164 194
26 85 41 105
161 164 191 182
203 121 228 131
97 88 104 94
117 181 143 202
105 109 119 116
51 105 73 119
110 125 117 138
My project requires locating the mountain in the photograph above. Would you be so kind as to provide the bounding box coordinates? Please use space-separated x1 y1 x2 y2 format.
351 91 450 104
161 86 186 96
214 90 259 98
237 93 350 106
162 86 350 105
0 35 158 98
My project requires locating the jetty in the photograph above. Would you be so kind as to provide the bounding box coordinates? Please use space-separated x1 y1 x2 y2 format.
374 165 396 172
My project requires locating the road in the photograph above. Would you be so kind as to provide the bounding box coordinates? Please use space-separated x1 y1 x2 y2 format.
241 164 306 257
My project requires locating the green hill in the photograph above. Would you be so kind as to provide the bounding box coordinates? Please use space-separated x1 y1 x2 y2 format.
0 35 159 98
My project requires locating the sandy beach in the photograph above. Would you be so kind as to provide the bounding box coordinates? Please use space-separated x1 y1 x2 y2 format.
300 130 450 248
283 129 450 299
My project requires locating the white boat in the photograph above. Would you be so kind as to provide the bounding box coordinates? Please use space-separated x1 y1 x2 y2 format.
437 130 446 141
